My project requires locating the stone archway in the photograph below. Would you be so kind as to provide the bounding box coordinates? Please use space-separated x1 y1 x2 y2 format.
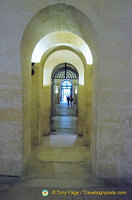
39 44 90 141
21 3 98 176
51 63 79 115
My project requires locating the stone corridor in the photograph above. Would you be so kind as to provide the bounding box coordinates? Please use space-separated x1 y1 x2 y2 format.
23 102 94 187
0 103 132 199
0 1 132 199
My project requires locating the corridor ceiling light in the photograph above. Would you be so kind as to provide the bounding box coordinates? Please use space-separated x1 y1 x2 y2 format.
31 31 93 65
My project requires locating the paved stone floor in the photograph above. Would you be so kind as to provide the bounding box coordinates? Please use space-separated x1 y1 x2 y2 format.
53 102 77 116
0 103 132 199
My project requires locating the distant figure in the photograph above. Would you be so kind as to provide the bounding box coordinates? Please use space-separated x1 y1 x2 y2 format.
67 96 70 106
70 95 73 106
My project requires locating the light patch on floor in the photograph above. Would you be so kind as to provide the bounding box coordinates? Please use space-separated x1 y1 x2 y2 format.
43 135 77 147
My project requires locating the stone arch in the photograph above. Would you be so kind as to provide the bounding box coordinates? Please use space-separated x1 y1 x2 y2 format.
41 44 87 86
35 43 92 149
20 3 98 174
21 4 98 65
31 31 93 65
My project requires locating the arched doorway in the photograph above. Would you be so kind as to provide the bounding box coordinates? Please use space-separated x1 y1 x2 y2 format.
61 80 72 103
51 62 79 116
21 3 97 177
49 63 79 147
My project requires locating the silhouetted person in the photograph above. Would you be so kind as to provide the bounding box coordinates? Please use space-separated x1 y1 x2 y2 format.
67 96 70 106
70 95 73 105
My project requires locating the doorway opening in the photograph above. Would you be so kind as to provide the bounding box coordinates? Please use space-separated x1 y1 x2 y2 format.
51 63 79 116
48 62 79 146
20 3 96 180
61 80 72 103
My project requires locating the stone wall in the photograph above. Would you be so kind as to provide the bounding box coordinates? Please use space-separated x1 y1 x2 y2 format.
92 1 132 178
31 64 39 145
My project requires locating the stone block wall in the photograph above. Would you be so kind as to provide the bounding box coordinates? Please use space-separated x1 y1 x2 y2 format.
31 64 39 145
78 85 85 136
40 86 51 136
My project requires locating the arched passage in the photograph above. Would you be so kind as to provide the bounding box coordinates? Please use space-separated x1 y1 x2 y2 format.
31 42 91 150
42 44 87 86
0 0 131 182
43 49 84 86
51 63 79 115
21 3 98 175
37 44 90 141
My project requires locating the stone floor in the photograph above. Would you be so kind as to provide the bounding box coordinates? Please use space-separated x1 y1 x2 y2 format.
0 103 132 199
53 102 77 116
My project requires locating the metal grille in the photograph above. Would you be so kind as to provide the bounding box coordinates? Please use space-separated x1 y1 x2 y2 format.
51 63 79 79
